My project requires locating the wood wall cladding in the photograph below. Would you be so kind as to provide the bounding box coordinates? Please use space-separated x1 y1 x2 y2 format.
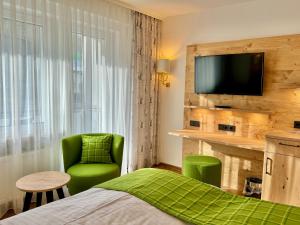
185 109 272 140
183 34 300 193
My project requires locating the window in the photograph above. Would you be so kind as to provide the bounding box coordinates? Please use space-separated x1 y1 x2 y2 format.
0 18 45 153
71 31 107 134
0 2 133 157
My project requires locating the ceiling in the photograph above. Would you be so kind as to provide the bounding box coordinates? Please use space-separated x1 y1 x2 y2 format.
117 0 255 19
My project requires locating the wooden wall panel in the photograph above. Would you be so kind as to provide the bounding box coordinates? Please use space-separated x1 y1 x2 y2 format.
183 34 300 193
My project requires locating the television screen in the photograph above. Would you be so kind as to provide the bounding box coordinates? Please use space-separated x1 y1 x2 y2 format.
194 52 264 96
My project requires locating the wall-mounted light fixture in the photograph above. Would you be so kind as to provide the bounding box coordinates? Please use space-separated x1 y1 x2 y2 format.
157 59 171 87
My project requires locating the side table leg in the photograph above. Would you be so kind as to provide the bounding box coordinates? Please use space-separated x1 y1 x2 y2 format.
23 192 33 212
56 188 65 199
36 192 42 207
46 191 54 203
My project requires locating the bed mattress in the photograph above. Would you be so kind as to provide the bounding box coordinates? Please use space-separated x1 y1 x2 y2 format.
0 188 186 225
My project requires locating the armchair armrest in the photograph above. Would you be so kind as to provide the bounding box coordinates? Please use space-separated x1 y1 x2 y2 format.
111 134 124 170
61 134 83 171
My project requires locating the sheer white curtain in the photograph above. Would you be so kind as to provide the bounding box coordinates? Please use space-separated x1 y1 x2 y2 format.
0 0 133 216
65 0 133 174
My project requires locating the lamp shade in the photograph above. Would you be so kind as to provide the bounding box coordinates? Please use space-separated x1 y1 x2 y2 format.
157 59 170 73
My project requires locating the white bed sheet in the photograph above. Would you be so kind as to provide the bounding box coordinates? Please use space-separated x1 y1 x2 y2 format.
1 188 187 225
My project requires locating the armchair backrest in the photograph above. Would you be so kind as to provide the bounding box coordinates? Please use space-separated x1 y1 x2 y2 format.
62 133 124 172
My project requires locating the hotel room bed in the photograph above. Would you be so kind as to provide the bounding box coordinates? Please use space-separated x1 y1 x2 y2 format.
2 168 300 225
1 188 185 225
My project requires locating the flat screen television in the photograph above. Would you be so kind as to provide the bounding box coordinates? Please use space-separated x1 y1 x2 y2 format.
194 52 264 96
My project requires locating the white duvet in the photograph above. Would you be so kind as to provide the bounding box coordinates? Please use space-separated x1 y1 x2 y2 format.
1 188 186 225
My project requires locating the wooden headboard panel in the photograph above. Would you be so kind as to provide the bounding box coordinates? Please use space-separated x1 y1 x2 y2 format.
183 34 300 192
185 34 300 139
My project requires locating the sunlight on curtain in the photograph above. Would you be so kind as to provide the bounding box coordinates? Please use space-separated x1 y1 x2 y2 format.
0 0 133 216
67 0 133 175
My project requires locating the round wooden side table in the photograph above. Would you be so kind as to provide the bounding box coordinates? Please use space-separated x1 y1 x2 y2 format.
16 171 71 212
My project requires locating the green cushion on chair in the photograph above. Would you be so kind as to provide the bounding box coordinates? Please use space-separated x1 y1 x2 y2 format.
67 163 120 195
81 135 113 163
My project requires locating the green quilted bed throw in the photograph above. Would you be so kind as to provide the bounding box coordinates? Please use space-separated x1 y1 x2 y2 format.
96 168 300 225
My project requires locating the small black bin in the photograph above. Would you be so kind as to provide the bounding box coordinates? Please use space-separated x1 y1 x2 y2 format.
243 177 262 199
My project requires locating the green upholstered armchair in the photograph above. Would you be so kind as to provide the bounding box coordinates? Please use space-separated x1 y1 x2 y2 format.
61 133 124 195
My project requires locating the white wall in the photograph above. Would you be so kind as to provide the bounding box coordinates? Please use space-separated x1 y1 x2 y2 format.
158 0 300 167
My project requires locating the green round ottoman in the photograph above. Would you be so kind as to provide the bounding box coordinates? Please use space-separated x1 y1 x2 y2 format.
183 155 222 187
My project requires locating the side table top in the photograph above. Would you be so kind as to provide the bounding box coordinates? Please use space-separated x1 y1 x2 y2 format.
16 171 71 192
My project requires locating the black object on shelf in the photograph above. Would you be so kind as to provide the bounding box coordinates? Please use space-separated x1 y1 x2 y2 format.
214 105 232 109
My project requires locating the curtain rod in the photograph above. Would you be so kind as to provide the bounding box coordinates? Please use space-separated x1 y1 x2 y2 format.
107 0 161 20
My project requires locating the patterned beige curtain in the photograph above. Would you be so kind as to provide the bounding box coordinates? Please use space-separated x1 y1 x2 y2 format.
131 12 161 170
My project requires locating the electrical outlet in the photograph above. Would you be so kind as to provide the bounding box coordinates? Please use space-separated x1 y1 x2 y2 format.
228 125 236 132
218 124 226 131
294 121 300 129
190 120 200 127
218 124 236 132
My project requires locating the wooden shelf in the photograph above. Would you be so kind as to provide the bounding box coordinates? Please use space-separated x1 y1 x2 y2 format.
169 129 265 152
184 105 272 115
